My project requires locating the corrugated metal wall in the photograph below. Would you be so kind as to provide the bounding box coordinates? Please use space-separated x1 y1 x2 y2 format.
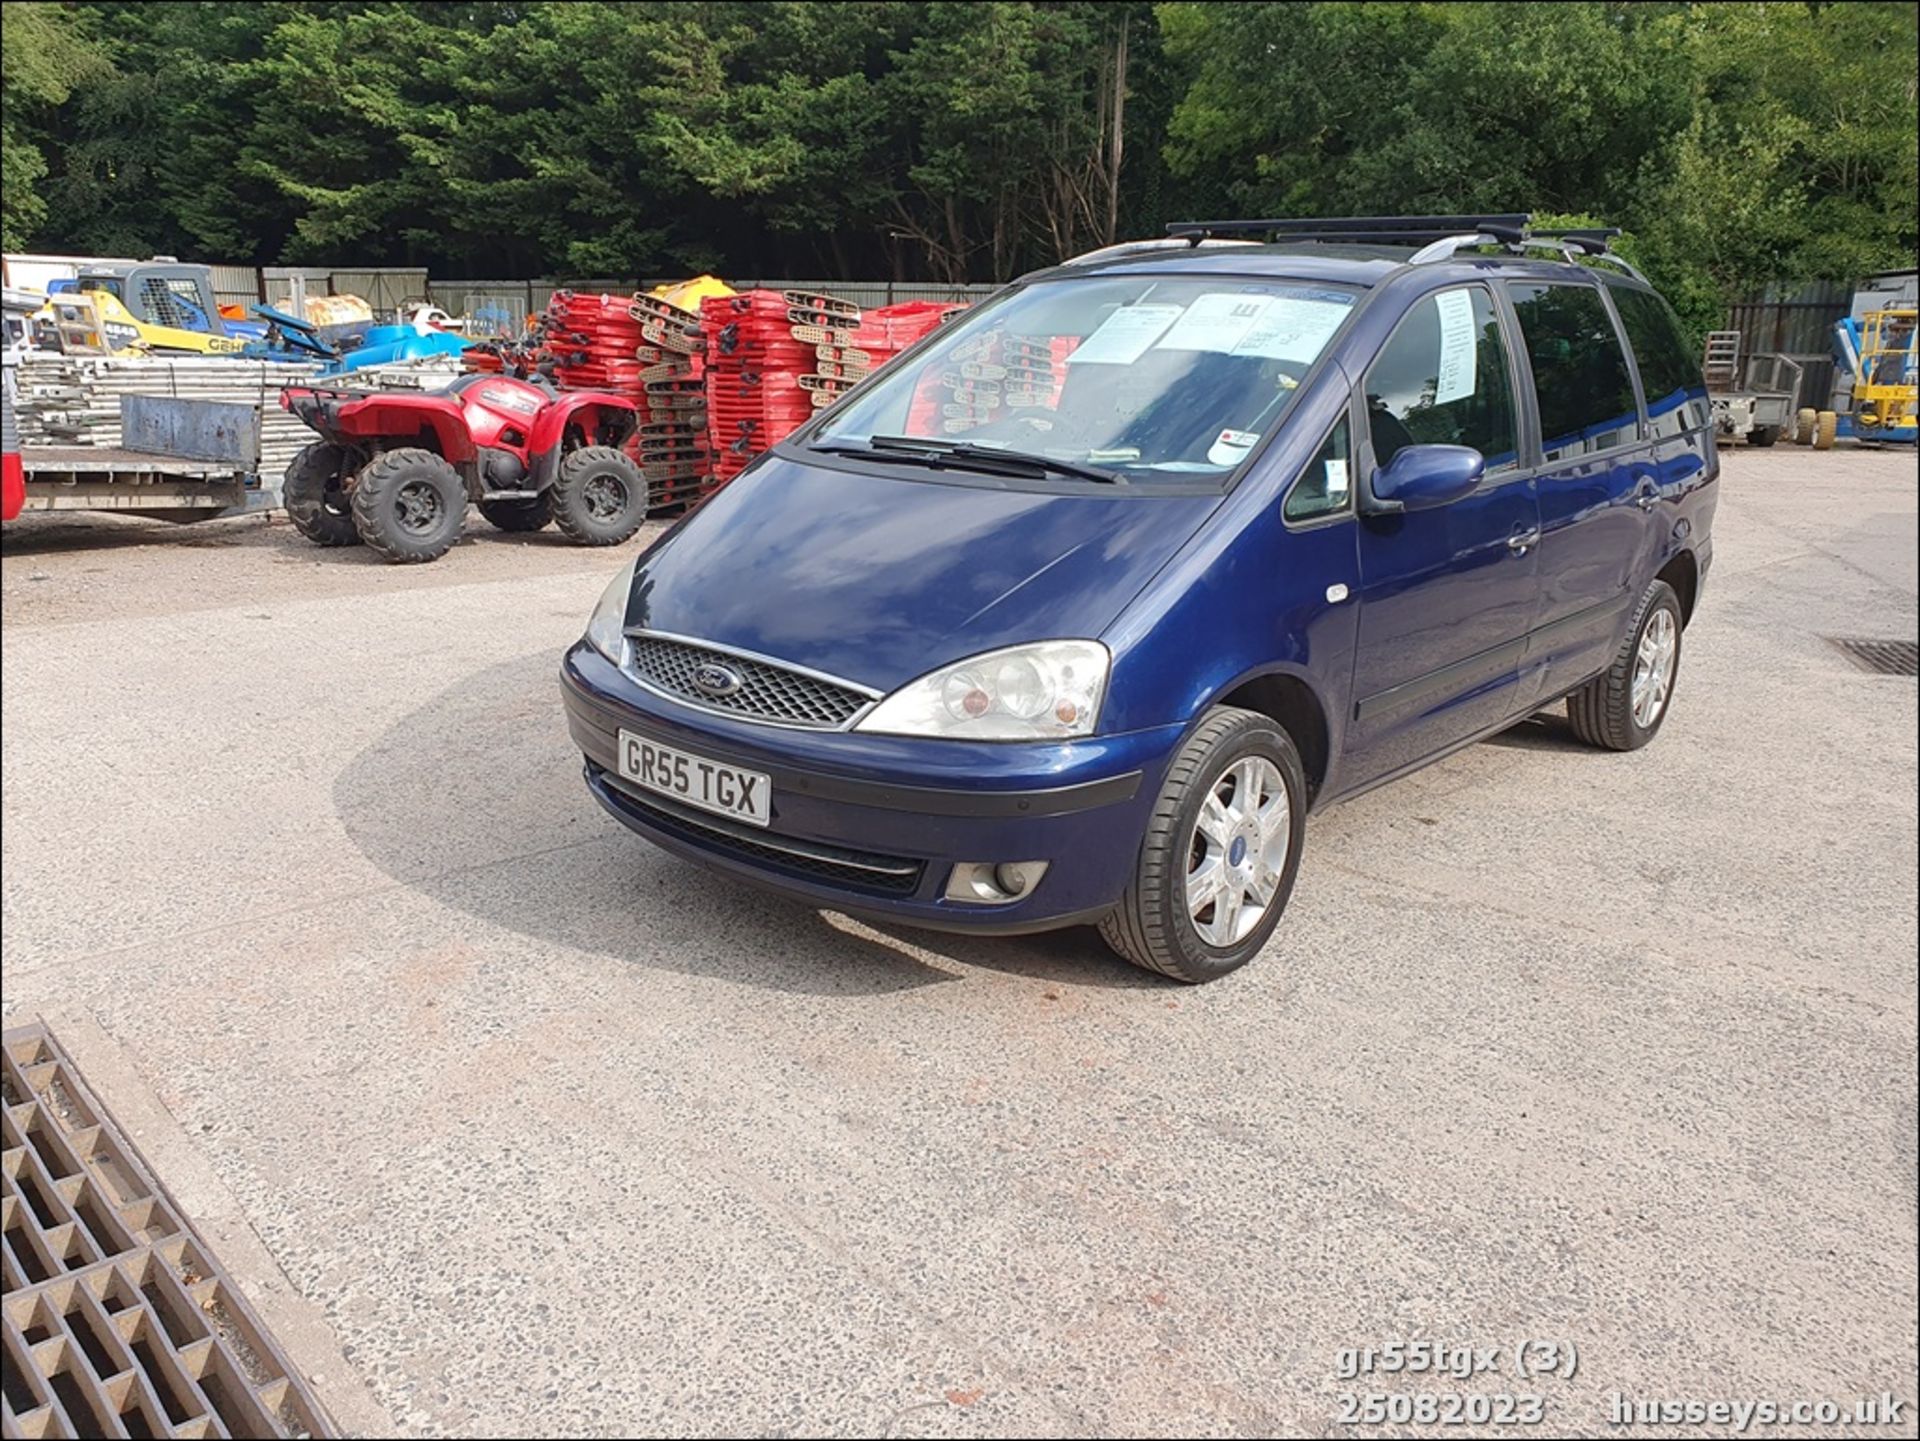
329 268 430 314
1726 280 1852 413
206 263 261 309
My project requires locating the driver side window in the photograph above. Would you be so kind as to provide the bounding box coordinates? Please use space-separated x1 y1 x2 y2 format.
1364 288 1517 474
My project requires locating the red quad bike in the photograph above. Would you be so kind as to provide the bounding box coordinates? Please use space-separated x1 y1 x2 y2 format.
279 374 648 563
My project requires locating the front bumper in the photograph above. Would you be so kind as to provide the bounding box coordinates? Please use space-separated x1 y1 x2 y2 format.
560 642 1184 933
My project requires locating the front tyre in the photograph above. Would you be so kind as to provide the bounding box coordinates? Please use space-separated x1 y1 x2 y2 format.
1099 707 1307 983
550 446 648 546
283 441 360 546
350 447 467 563
1566 579 1682 751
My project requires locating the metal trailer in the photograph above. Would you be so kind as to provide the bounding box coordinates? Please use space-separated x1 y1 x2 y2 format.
1702 329 1804 446
13 393 282 521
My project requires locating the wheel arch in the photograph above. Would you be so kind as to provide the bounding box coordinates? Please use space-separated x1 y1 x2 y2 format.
1655 547 1699 625
332 395 478 465
529 394 639 460
1208 666 1335 807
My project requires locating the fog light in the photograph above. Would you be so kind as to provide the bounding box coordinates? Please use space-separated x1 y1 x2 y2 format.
994 861 1043 896
944 860 1050 904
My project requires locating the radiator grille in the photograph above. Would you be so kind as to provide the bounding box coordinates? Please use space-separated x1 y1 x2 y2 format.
627 635 872 728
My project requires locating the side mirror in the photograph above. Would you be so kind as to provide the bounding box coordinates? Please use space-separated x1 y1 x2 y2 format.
1368 444 1485 513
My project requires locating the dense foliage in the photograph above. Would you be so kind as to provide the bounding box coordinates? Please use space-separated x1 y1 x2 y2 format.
4 1 1914 328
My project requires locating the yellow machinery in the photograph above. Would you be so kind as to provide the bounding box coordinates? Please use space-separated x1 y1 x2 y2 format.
42 261 251 356
1834 306 1917 445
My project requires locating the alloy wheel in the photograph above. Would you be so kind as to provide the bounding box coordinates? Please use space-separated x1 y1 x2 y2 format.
1632 608 1677 728
1185 755 1291 947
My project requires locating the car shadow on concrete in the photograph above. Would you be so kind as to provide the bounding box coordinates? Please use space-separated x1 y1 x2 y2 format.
333 649 1166 996
1481 709 1591 753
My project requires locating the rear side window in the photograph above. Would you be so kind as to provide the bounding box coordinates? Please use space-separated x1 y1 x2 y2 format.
1363 287 1518 472
1509 283 1640 459
1609 286 1710 437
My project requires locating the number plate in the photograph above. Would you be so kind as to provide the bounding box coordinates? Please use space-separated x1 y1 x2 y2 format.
616 731 772 827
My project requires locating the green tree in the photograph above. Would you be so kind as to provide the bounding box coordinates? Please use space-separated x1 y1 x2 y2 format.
2 1 109 249
3 0 1913 310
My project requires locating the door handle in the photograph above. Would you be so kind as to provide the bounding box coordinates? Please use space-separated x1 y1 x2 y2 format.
1507 529 1541 556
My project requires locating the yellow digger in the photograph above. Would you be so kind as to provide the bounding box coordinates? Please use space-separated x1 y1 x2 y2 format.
38 260 255 355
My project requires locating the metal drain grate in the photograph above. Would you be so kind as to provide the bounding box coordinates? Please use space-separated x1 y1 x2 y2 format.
2 1024 334 1439
1828 637 1920 676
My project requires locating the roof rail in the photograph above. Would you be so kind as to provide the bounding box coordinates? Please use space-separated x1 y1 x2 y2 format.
1162 214 1646 281
1063 236 1259 267
1533 226 1622 254
1400 225 1645 282
1167 215 1532 247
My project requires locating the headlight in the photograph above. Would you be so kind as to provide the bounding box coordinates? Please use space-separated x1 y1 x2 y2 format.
584 557 638 661
855 640 1110 740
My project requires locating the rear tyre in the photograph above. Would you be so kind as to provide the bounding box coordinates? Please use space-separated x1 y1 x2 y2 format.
283 441 360 546
477 493 553 533
550 446 648 546
1812 410 1838 450
1566 579 1682 751
1794 407 1817 445
350 447 466 564
1099 707 1307 984
1747 425 1778 447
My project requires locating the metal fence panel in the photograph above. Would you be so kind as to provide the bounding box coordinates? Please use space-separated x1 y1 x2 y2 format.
429 276 1003 320
327 268 430 316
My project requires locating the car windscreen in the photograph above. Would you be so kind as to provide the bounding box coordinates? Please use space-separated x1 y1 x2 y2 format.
807 275 1360 486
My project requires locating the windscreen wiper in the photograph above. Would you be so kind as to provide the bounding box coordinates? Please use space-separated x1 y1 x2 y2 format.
870 435 1125 485
814 435 1123 485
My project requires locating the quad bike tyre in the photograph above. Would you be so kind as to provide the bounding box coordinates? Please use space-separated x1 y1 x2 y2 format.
478 493 554 533
351 447 467 563
283 441 361 547
551 446 649 546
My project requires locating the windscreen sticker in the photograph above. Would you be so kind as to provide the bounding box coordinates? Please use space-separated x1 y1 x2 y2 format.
1066 304 1184 364
1155 293 1274 354
1324 457 1350 502
1229 296 1352 363
1433 289 1479 404
1206 427 1261 466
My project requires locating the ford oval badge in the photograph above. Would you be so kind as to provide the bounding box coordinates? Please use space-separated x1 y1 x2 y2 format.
693 662 744 697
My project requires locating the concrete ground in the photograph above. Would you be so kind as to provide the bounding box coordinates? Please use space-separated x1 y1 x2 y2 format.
3 445 1915 1438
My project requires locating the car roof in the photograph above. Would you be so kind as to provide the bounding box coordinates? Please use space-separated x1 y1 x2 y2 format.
1019 240 1649 292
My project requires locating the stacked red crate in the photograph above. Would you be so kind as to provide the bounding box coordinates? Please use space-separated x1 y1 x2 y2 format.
626 295 711 508
850 300 969 369
546 291 646 396
851 301 971 433
700 290 865 484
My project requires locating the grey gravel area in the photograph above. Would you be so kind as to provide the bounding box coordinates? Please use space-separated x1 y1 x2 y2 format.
3 446 1915 1437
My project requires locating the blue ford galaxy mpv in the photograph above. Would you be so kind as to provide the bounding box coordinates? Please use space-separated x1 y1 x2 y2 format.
560 214 1716 981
